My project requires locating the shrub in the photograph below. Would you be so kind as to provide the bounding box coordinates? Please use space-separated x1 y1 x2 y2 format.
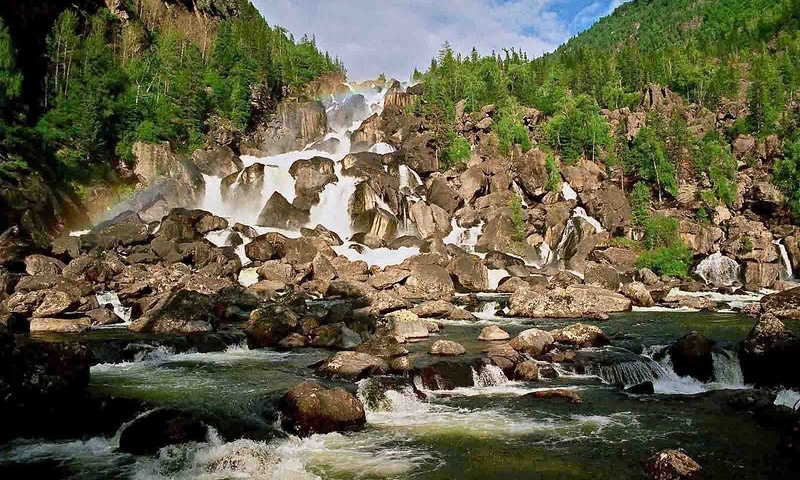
636 243 693 278
510 194 527 242
643 214 680 250
495 99 532 155
631 181 651 231
772 136 800 212
442 132 471 169
545 153 562 192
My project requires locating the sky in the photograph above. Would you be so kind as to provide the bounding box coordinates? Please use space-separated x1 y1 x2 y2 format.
252 0 628 81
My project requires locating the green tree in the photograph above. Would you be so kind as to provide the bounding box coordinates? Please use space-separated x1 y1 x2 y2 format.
747 55 785 135
544 94 610 163
773 135 800 212
624 126 678 201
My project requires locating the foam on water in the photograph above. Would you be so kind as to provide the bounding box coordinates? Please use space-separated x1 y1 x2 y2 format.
487 269 510 290
332 244 420 269
775 389 800 409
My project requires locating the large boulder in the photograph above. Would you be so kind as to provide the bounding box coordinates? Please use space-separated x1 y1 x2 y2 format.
513 148 549 198
509 328 554 356
280 381 366 437
290 156 337 206
24 255 66 276
29 318 92 334
581 184 631 235
478 325 510 341
129 290 217 334
379 310 428 340
447 254 489 292
243 304 300 349
739 314 800 388
417 361 476 390
256 192 310 230
761 286 800 319
458 166 487 203
191 144 243 177
409 201 452 240
132 141 205 206
117 408 208 455
316 351 389 380
430 340 466 356
156 208 228 242
742 262 781 290
221 163 264 206
668 332 715 382
402 264 456 301
550 323 609 348
507 285 631 318
427 176 461 214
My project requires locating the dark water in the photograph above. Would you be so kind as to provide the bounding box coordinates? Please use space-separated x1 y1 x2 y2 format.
1 310 797 479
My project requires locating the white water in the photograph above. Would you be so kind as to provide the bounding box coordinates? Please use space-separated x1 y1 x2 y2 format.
694 252 740 288
774 240 794 280
95 292 132 324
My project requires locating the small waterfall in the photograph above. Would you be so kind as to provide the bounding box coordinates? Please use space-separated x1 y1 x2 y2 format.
201 174 225 215
711 350 744 386
562 182 577 201
694 252 740 287
554 207 604 262
310 163 360 238
774 240 794 280
585 359 669 387
471 365 509 388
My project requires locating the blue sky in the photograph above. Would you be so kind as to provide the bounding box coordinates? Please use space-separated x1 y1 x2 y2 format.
252 1 627 80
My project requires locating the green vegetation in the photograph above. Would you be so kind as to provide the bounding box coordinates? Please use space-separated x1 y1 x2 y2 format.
1 1 343 184
510 194 527 242
695 132 738 206
624 125 677 201
631 181 651 231
772 136 800 212
495 99 532 155
442 133 471 169
544 95 610 163
637 243 694 278
545 152 562 192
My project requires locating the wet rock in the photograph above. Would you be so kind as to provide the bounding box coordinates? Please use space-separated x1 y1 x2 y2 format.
694 253 740 288
256 101 327 156
478 325 510 341
380 310 428 340
509 328 554 356
355 336 409 359
507 285 631 318
669 332 716 382
417 361 476 390
550 323 609 348
430 340 466 356
282 237 336 267
86 307 123 326
643 449 701 480
130 290 217 334
525 389 582 403
626 381 655 395
308 323 362 350
514 360 539 381
118 408 208 456
243 304 300 349
29 317 92 334
739 314 800 388
256 192 310 230
301 224 343 247
447 254 489 293
192 143 243 177
32 290 75 318
316 351 389 380
280 381 366 437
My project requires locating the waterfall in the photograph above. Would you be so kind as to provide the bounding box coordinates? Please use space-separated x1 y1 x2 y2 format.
585 359 669 387
471 365 509 388
774 240 794 280
561 182 578 201
711 350 744 386
694 252 740 287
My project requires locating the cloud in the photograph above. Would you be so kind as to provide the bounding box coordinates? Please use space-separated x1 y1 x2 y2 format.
251 0 622 81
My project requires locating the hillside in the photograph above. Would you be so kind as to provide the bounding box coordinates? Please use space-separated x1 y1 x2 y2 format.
410 0 800 285
0 0 343 243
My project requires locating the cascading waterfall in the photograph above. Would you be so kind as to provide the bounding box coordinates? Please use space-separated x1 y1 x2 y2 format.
585 359 670 387
694 252 741 288
471 365 509 388
774 239 794 280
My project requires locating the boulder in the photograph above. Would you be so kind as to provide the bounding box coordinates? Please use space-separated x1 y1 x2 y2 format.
279 381 366 437
316 351 389 380
409 201 452 240
643 449 701 480
550 323 609 348
525 389 582 403
669 332 716 382
191 144 243 177
584 262 620 290
403 264 456 301
308 323 362 349
458 166 487 203
129 290 217 334
430 340 466 356
694 253 740 288
243 304 300 349
447 254 489 292
32 290 75 318
743 262 781 290
417 361 476 390
256 192 310 230
621 282 655 307
514 360 539 381
761 286 800 319
282 237 336 266
256 101 327 156
513 148 549 197
353 208 399 242
595 247 639 273
24 255 66 276
427 176 461 214
739 314 800 388
380 310 428 340
478 325 510 341
509 329 554 356
29 318 92 334
581 184 631 235
118 408 207 456
156 209 228 242
507 285 631 318
368 268 411 289
355 336 409 359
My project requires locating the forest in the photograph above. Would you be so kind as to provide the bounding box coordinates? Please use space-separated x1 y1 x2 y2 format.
0 0 343 187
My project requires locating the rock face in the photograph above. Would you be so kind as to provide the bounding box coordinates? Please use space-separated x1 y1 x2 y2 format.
669 332 716 382
739 314 800 388
280 381 366 437
447 254 489 292
643 449 701 480
256 192 310 230
118 408 208 455
256 101 327 155
507 286 631 318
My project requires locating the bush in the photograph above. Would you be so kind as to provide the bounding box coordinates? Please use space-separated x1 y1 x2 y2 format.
772 136 800 212
545 153 562 192
443 134 471 169
631 181 651 231
624 126 677 200
495 99 532 155
636 243 693 278
544 94 610 163
510 194 527 242
643 214 680 250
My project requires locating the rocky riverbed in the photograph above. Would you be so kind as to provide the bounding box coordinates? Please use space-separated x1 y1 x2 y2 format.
2 78 800 479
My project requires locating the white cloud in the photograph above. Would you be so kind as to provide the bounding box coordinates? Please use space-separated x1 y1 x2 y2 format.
251 1 613 81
